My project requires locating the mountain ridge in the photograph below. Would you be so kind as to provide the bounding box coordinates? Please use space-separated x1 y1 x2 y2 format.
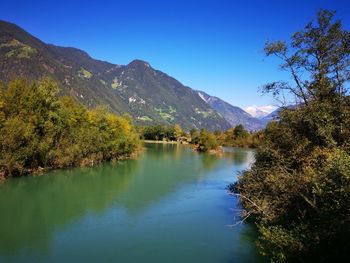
0 20 264 131
196 90 265 131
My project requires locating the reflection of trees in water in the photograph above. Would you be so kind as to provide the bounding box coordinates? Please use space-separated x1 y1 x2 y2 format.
224 221 265 263
225 196 265 262
145 143 183 161
0 144 195 256
201 154 220 170
0 161 139 257
222 147 255 166
238 222 266 262
0 144 255 260
118 144 199 213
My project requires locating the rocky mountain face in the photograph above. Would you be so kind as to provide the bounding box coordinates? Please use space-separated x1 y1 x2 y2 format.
0 20 232 130
0 20 130 115
108 60 231 130
0 20 266 131
196 91 265 131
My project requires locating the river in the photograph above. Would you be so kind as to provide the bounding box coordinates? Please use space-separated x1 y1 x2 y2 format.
0 143 263 263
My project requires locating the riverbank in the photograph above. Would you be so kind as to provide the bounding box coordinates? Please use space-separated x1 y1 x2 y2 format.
0 79 142 181
0 144 260 262
191 145 224 155
144 140 179 144
0 148 143 183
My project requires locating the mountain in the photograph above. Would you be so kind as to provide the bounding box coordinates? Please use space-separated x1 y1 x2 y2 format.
0 20 231 131
260 105 297 125
259 108 280 125
197 91 265 131
244 105 278 119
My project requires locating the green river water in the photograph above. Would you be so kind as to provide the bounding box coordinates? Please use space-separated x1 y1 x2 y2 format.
0 143 263 263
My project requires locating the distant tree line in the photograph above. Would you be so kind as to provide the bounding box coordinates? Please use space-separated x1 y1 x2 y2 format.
139 123 263 152
215 124 264 148
0 78 141 180
138 124 184 141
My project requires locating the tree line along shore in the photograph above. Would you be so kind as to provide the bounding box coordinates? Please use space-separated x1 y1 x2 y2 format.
1 9 349 262
0 79 261 181
0 78 141 180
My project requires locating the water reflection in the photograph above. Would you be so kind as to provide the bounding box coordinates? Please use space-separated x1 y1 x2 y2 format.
0 161 139 256
0 144 258 262
222 147 255 166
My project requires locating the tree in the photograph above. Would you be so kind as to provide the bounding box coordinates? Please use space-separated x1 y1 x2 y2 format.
141 125 177 141
0 78 141 178
190 128 200 144
263 10 350 106
216 126 257 148
235 10 350 262
197 129 218 152
233 124 249 139
174 124 183 141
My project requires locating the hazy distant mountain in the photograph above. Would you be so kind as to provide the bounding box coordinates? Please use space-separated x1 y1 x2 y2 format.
197 91 265 131
260 108 280 124
244 105 278 119
260 105 297 125
0 20 231 131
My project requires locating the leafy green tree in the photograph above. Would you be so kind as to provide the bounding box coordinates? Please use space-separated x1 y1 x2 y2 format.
235 10 350 262
0 79 60 174
141 125 180 141
190 128 200 144
215 126 259 148
233 124 249 139
197 129 218 152
165 126 176 141
0 78 141 178
263 10 350 106
174 124 183 141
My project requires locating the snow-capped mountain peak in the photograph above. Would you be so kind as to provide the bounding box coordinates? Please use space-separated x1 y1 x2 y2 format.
244 105 278 118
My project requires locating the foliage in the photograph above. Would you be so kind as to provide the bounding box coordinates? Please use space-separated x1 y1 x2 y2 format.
262 10 350 106
139 124 258 153
187 125 263 151
174 124 183 140
189 128 200 144
155 107 175 121
197 129 219 152
234 10 350 262
139 125 177 141
216 125 264 148
5 46 37 59
79 67 92 79
0 78 140 178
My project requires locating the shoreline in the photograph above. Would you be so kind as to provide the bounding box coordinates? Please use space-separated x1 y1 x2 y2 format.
143 140 179 144
191 145 224 155
0 147 143 182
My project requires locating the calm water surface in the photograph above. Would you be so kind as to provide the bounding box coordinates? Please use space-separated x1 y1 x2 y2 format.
0 144 263 263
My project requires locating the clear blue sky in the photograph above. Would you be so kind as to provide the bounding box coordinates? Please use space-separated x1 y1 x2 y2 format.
1 0 349 108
